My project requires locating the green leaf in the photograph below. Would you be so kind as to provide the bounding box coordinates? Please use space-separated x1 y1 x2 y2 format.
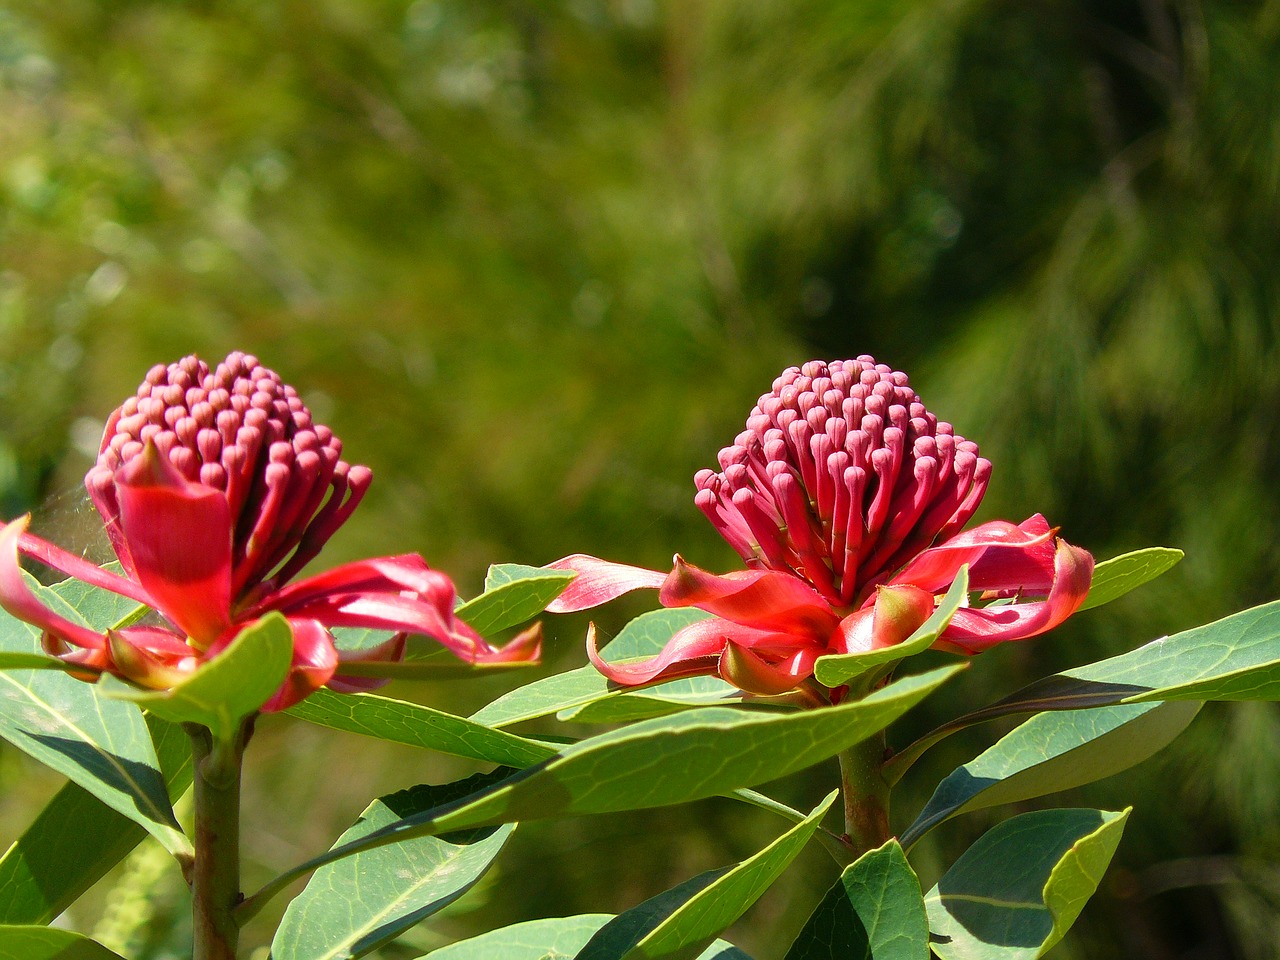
558 675 741 724
890 594 1280 778
272 775 517 960
260 666 960 894
0 927 127 959
423 916 749 960
101 613 293 739
813 569 969 688
470 609 718 728
1077 547 1184 612
0 586 188 858
454 564 575 636
484 562 566 592
578 791 836 960
329 658 538 681
924 808 1130 960
1050 598 1280 702
900 701 1198 848
46 569 147 632
286 688 557 768
784 840 929 960
0 652 80 672
0 714 193 924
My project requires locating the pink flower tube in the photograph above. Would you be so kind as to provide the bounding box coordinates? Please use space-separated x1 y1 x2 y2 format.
0 352 538 711
548 357 1092 699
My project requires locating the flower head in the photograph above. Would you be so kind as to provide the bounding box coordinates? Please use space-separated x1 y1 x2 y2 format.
694 357 990 605
1 352 538 711
548 357 1092 699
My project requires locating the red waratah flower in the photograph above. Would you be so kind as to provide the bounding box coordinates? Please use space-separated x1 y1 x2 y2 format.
547 357 1092 698
0 353 539 712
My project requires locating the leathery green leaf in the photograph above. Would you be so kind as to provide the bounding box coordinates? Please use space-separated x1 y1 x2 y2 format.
423 916 749 960
454 563 575 636
470 608 724 728
1077 547 1183 612
286 688 557 768
0 652 82 672
246 666 961 908
0 581 187 858
889 594 1280 779
272 773 517 960
785 839 928 960
925 808 1129 960
101 613 292 740
814 569 968 688
0 926 127 959
0 715 192 924
1025 596 1280 704
577 791 835 960
901 701 1197 848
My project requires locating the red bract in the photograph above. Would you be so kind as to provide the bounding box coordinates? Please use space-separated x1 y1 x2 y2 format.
548 357 1092 699
0 353 538 711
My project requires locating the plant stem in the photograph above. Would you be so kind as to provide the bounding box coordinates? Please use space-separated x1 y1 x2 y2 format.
838 731 891 858
188 720 249 960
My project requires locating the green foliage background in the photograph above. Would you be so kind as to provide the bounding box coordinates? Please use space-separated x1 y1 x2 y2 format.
1 0 1278 956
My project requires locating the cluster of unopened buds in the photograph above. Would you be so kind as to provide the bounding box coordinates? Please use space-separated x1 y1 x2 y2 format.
0 352 539 712
550 357 1093 700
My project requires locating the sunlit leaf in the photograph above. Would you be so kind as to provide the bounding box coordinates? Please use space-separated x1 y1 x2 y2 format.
813 569 968 687
286 688 557 768
246 666 961 909
1077 548 1184 612
785 840 928 960
423 915 749 960
101 613 292 740
470 608 717 728
454 563 575 636
0 582 188 858
0 653 79 672
925 808 1129 960
0 715 192 924
890 596 1280 777
578 792 836 959
272 773 516 960
901 701 1197 847
0 926 127 959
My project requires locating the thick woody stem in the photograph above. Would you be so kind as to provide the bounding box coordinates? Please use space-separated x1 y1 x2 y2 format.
188 720 250 960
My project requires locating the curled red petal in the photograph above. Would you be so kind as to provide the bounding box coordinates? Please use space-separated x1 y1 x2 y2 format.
329 632 407 694
17 532 153 606
542 555 667 613
116 443 233 648
659 557 839 639
472 622 542 664
890 515 1054 593
0 518 107 650
42 632 112 679
938 538 1095 653
586 618 733 686
252 554 445 617
719 642 818 696
965 515 1057 593
293 593 467 647
260 618 339 713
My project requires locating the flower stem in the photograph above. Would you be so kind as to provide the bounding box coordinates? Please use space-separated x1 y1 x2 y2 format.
188 720 250 960
837 731 891 858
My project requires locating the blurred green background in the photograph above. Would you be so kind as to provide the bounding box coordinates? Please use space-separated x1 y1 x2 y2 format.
2 0 1279 956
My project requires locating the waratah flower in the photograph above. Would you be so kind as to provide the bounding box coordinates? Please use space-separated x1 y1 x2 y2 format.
0 352 539 711
547 357 1092 698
